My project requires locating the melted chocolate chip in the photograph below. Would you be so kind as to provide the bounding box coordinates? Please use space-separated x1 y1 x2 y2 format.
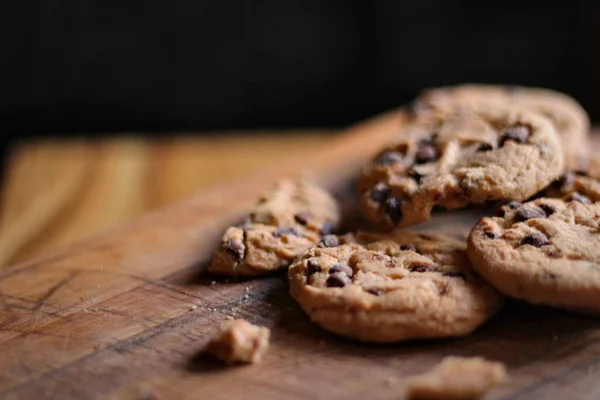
567 192 592 204
224 240 244 261
407 168 423 183
515 205 547 221
306 259 321 276
400 244 417 252
320 222 333 235
410 264 432 273
273 227 299 237
476 143 493 152
521 232 549 247
483 230 499 239
329 263 353 277
500 124 531 146
294 211 312 225
539 204 556 216
319 235 340 248
370 183 391 204
385 198 403 224
443 271 464 278
326 272 352 288
415 145 439 164
376 151 405 166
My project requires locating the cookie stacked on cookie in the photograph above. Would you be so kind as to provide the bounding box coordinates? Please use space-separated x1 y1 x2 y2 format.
209 84 597 349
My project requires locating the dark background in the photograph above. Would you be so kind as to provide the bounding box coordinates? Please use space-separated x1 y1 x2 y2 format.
1 1 599 136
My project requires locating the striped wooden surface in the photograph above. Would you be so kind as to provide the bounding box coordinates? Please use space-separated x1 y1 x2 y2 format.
0 131 333 268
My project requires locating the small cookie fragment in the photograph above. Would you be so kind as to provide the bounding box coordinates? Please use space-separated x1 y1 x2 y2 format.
209 179 340 277
468 198 600 314
406 356 507 400
288 231 503 342
204 319 270 364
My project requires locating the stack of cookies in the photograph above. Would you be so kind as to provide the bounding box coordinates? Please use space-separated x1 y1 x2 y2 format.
210 84 600 347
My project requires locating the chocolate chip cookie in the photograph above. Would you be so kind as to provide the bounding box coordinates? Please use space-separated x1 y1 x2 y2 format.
468 198 600 314
359 108 564 229
209 180 340 277
412 84 591 170
288 231 504 342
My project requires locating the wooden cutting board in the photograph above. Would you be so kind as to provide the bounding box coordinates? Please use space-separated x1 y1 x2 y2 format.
1 109 600 400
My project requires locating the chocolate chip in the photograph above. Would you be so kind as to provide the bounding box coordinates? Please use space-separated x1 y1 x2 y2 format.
320 222 333 235
224 240 244 261
407 168 423 183
415 145 438 164
376 151 405 166
370 183 391 204
385 198 403 224
410 264 432 273
515 205 547 221
329 263 353 277
483 230 498 239
326 272 352 288
366 288 384 296
319 235 340 248
567 192 592 204
476 143 493 152
273 227 299 237
507 201 522 209
539 204 556 216
306 259 321 276
443 271 464 278
500 124 531 146
400 244 416 252
521 232 549 247
294 211 312 225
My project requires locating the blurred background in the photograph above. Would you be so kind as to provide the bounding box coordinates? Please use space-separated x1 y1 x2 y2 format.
0 1 598 266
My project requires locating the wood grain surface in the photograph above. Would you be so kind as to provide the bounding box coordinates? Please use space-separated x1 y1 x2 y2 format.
1 110 600 400
0 131 333 268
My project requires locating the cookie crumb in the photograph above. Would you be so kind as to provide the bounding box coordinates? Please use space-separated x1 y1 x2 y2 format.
406 356 506 399
189 305 198 311
204 319 270 364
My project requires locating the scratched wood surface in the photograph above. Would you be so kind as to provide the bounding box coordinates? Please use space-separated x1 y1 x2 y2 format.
2 110 600 400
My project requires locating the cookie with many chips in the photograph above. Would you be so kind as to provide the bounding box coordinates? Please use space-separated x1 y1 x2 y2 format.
468 197 600 314
288 231 504 342
359 108 564 229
